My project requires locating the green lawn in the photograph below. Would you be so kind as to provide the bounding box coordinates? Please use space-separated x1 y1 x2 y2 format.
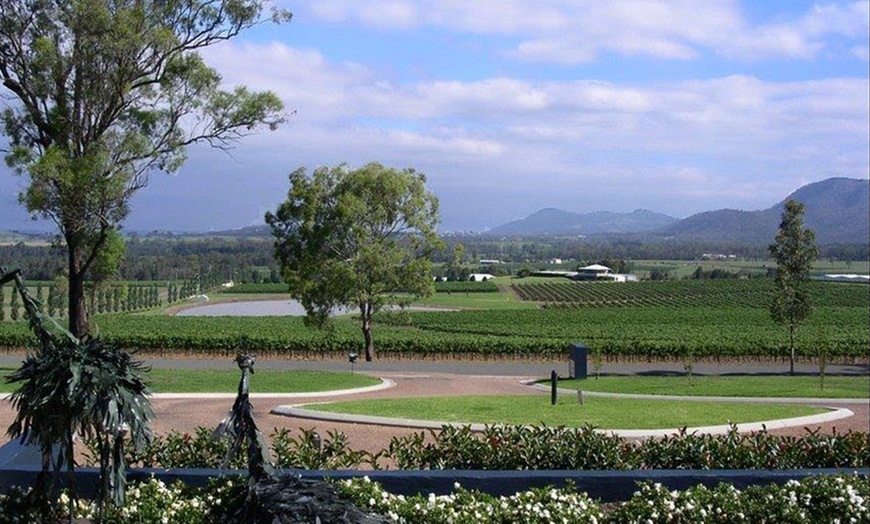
554 375 870 399
0 367 380 394
308 395 827 429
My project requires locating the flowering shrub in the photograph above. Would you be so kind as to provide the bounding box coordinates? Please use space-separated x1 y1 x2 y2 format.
339 475 869 524
336 477 605 523
0 477 244 524
1 474 867 523
610 475 870 523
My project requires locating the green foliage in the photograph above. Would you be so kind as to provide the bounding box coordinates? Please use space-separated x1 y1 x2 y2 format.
434 281 499 293
271 427 377 470
0 298 866 359
88 228 126 286
609 476 869 524
388 425 869 471
88 427 246 470
339 475 870 523
340 477 606 523
222 282 289 294
266 162 443 361
2 474 867 524
83 426 379 471
769 199 820 374
9 287 19 321
510 278 866 308
2 267 153 513
81 424 870 472
6 336 154 509
0 0 285 337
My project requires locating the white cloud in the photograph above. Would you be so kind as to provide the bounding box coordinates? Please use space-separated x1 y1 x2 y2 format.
299 0 869 63
798 2 869 38
852 45 870 61
199 39 868 220
357 1 419 29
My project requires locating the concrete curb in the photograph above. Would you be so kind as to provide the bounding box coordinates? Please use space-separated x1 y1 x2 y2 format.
272 403 855 438
525 380 870 405
0 378 396 401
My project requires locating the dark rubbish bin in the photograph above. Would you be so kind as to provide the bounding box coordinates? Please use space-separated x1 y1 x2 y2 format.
569 343 588 379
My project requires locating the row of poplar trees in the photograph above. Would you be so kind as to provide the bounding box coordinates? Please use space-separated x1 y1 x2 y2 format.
0 279 206 321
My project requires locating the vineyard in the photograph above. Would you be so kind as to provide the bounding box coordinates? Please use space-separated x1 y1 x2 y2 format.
0 279 867 361
511 279 868 309
0 305 865 361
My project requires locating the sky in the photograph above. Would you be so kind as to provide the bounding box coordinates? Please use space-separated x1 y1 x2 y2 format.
1 0 868 233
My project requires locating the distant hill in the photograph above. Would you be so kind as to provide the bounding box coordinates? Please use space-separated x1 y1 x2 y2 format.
0 230 53 245
660 178 869 245
486 208 678 236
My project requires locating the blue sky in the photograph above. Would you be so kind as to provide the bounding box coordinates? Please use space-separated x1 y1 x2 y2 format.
1 0 868 233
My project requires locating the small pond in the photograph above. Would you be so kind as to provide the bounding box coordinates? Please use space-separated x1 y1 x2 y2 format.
175 299 350 317
175 300 447 317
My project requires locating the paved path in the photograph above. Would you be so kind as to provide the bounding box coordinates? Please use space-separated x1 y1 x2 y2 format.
1 354 867 465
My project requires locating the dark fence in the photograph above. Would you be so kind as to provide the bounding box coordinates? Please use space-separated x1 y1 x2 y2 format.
1 439 866 503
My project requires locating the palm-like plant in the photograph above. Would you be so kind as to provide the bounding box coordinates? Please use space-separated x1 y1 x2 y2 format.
2 266 153 518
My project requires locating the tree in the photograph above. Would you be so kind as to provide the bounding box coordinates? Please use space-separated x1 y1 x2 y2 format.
0 0 286 338
266 162 442 362
87 227 125 313
769 199 819 375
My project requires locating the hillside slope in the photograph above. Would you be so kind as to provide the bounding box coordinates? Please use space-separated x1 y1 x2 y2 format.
486 208 677 236
661 178 868 245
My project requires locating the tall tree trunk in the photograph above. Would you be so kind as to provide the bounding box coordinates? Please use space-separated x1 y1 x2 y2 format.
67 240 90 339
361 302 375 362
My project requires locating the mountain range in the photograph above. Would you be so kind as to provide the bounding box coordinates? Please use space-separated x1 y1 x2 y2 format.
3 177 867 247
484 177 869 245
485 208 678 236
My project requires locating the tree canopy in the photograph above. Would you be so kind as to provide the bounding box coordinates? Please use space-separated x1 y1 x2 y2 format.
769 199 819 374
0 0 286 337
266 162 442 361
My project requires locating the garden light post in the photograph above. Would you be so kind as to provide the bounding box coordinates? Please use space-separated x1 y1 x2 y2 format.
551 370 558 405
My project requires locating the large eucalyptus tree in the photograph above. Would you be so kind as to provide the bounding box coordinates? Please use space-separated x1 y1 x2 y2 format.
267 163 442 362
0 0 286 337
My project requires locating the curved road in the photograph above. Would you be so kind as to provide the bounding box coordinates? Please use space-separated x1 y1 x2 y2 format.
1 353 867 463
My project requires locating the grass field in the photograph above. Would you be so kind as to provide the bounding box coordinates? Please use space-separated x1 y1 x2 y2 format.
308 395 827 429
0 367 380 394
554 375 870 399
414 291 534 310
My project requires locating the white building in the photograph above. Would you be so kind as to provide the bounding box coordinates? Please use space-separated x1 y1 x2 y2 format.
573 264 637 283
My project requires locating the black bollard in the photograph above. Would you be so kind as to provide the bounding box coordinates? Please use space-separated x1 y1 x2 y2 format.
550 370 558 405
